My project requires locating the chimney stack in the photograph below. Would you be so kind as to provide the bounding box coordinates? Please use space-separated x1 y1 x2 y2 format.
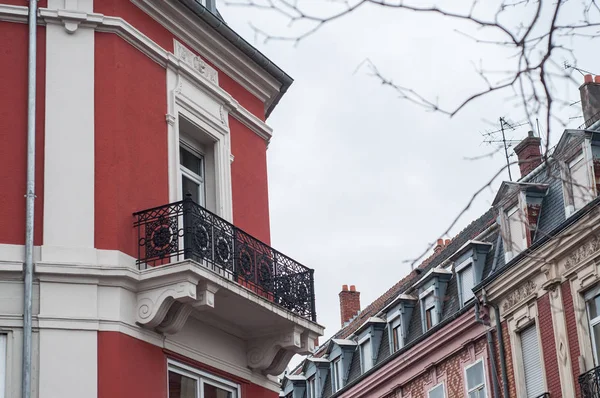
339 285 360 327
434 238 444 254
580 74 600 127
513 131 542 178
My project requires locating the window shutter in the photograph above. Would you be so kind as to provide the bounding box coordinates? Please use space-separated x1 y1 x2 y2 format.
425 293 435 309
521 325 545 398
460 265 475 304
507 207 526 254
570 156 593 211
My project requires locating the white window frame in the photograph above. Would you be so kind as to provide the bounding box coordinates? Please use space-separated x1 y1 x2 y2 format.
167 359 240 398
331 357 343 393
307 375 317 398
456 258 476 306
388 315 402 353
568 152 594 213
427 382 446 398
420 286 438 331
358 335 373 373
167 70 233 222
0 334 5 398
464 359 487 398
179 140 206 207
585 289 600 366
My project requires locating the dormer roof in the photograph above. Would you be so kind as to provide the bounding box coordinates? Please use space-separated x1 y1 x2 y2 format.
492 181 549 207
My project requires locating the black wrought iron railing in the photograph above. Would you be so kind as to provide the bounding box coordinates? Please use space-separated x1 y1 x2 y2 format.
580 366 600 398
133 195 317 321
579 110 600 130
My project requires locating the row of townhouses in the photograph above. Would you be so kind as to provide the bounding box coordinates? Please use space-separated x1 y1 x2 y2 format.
282 77 600 398
0 1 323 397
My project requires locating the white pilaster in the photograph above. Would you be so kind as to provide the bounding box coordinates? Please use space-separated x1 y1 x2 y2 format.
42 0 95 263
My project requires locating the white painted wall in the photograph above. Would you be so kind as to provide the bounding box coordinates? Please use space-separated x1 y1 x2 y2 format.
42 0 95 263
39 330 96 398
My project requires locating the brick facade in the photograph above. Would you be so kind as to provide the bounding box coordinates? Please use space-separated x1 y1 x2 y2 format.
562 282 582 398
538 293 562 397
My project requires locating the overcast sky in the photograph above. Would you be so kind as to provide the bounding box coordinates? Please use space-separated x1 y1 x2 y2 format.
218 0 597 355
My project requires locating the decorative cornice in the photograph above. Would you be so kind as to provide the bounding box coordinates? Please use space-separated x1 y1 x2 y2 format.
174 39 218 85
565 233 600 269
502 281 537 313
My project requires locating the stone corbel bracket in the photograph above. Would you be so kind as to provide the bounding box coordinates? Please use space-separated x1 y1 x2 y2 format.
247 327 318 376
39 8 102 34
137 278 220 335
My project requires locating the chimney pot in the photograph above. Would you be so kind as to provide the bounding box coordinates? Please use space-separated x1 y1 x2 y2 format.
595 76 600 84
445 239 451 245
437 238 444 245
339 285 360 327
585 74 594 83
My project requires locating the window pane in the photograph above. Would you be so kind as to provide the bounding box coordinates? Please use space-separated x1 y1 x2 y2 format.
460 265 475 304
571 156 593 211
168 371 197 398
592 323 600 365
589 295 600 319
180 147 203 176
393 325 401 351
508 208 526 254
204 383 232 398
428 384 444 398
182 175 200 203
426 308 434 330
466 361 484 389
361 340 372 371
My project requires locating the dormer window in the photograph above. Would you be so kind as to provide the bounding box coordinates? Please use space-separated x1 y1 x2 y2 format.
358 336 373 372
456 259 475 306
506 206 527 257
307 376 316 398
331 358 343 392
391 317 402 352
423 290 437 331
568 152 594 213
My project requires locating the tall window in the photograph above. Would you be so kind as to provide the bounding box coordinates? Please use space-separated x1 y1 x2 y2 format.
428 382 445 398
423 293 437 331
168 362 238 398
390 318 402 352
569 153 594 212
307 376 316 398
180 145 205 206
507 206 527 256
331 358 343 392
465 359 487 398
458 262 475 306
520 325 545 398
587 292 600 365
359 339 373 372
0 334 5 398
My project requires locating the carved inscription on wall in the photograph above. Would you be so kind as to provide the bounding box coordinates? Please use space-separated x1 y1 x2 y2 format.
502 281 537 313
565 234 600 269
174 40 219 85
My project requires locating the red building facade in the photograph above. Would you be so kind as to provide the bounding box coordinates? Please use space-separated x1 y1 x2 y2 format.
0 1 323 397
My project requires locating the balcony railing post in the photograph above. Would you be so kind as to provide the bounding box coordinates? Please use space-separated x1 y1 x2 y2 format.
182 194 193 261
309 269 316 322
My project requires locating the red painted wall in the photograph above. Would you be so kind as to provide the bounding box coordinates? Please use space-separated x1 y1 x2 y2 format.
94 33 169 257
538 293 562 397
99 332 278 398
0 22 45 245
98 332 167 398
230 116 271 243
562 282 582 398
94 2 272 246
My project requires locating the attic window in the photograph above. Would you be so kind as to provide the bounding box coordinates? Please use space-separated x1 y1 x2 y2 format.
423 291 437 331
506 206 527 258
568 153 595 213
307 376 316 398
331 358 343 393
359 337 373 372
390 317 402 352
456 259 475 306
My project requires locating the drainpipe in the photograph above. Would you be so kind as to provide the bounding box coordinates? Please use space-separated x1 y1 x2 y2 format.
23 2 38 398
475 300 500 398
491 302 510 398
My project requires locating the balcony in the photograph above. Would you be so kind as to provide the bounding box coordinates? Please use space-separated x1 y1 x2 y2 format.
580 366 600 398
133 195 317 322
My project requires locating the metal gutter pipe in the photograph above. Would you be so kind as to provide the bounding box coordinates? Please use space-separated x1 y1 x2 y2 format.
492 303 509 398
23 1 38 398
475 300 500 398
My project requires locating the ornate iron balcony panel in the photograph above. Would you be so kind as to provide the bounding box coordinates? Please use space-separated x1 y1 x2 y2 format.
581 366 600 398
133 196 317 322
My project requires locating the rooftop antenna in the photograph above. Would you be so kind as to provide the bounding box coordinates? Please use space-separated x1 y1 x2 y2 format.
564 61 596 76
481 117 528 181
